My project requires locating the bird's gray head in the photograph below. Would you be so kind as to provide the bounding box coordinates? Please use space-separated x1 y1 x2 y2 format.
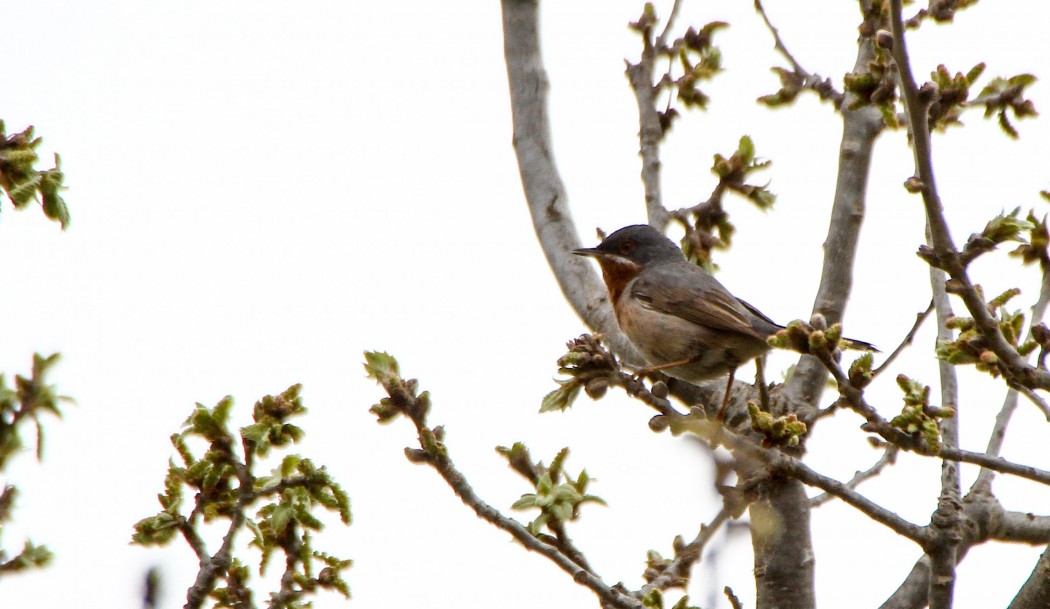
574 224 685 267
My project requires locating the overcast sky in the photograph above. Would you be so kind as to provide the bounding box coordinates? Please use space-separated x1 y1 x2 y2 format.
2 2 1050 608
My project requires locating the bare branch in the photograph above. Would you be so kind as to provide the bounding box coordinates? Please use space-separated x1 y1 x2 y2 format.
501 0 644 363
779 34 883 417
655 0 684 49
1016 384 1050 419
872 301 934 377
809 444 899 507
625 45 669 229
641 508 732 594
995 511 1050 545
773 454 928 544
753 0 844 107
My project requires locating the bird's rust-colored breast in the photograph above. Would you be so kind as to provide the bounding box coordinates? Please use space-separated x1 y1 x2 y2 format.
595 257 646 319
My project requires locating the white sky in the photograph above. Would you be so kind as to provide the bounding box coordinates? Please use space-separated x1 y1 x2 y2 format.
2 1 1049 608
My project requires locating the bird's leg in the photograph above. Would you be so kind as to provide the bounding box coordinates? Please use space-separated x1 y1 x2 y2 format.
716 367 737 422
754 356 770 412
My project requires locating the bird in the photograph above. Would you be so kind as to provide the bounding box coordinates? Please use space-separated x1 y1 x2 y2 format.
574 224 873 419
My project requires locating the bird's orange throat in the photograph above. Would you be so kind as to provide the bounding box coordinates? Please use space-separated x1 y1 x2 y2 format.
597 257 645 304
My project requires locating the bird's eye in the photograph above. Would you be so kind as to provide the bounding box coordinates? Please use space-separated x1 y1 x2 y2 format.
619 239 636 255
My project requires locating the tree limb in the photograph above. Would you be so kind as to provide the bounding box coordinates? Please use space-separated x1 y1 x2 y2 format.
500 0 644 363
887 0 1050 393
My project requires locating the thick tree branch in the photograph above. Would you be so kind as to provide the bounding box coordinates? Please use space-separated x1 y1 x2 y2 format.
779 35 882 417
501 0 643 363
1009 548 1050 609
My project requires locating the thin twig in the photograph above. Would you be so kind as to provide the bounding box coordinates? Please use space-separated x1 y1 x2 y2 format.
655 0 684 49
378 367 643 609
1015 383 1050 420
753 0 845 106
940 446 1050 486
810 444 899 507
640 508 732 594
724 586 743 609
753 0 804 74
872 300 934 377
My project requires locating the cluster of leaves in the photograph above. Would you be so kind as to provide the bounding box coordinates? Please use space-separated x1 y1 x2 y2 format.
936 288 1038 377
0 122 69 228
132 385 352 607
923 0 980 23
956 207 1036 266
498 443 605 537
0 486 53 576
845 34 1037 139
1009 211 1050 270
926 63 985 132
757 65 839 108
540 334 620 413
640 585 700 609
0 353 68 468
767 320 861 357
364 351 453 467
629 2 727 134
747 403 807 448
974 73 1039 138
847 351 876 389
889 375 955 452
843 42 898 126
924 64 1038 137
711 136 775 211
0 353 68 577
680 136 775 266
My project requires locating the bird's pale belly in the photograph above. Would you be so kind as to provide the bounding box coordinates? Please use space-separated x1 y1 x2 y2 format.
614 293 768 382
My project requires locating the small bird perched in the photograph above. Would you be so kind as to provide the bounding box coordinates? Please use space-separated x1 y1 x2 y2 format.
574 224 872 419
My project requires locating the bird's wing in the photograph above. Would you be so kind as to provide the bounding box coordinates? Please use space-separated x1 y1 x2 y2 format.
630 264 769 340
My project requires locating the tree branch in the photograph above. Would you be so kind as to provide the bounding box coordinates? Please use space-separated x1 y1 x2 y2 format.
753 0 844 107
972 259 1050 494
779 30 882 417
809 444 899 507
926 251 962 609
872 301 934 377
500 0 644 364
773 454 928 543
887 0 1050 393
641 507 731 595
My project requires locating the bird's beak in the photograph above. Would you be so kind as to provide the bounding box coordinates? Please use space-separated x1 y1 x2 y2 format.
572 247 603 258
